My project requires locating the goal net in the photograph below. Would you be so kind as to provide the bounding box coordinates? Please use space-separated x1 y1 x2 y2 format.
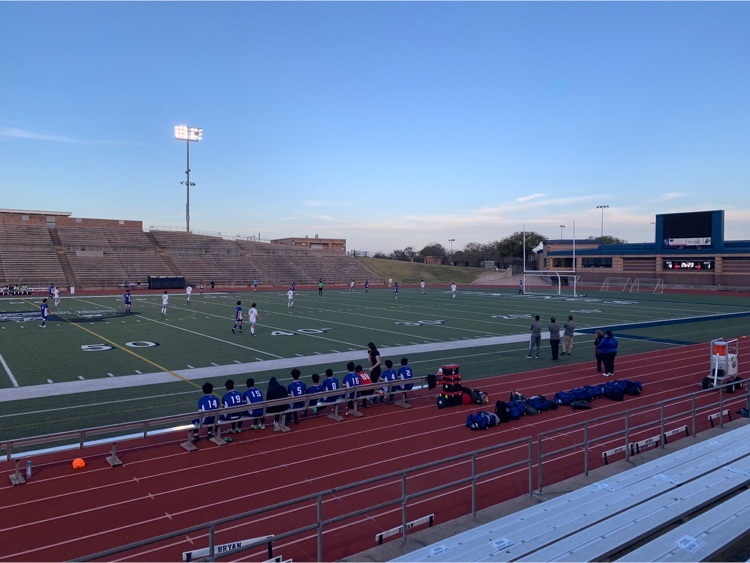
600 277 632 292
627 278 664 294
523 271 580 296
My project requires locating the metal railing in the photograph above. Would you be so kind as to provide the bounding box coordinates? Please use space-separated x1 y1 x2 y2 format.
6 379 749 561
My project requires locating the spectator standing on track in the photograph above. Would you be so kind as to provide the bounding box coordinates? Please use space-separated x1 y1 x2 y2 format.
380 359 398 401
186 284 193 303
343 361 361 409
594 330 604 372
367 342 382 383
161 291 169 315
232 300 243 334
40 298 49 328
221 379 244 434
562 315 576 355
193 382 220 442
287 288 295 308
597 330 619 377
321 368 342 404
243 378 265 429
124 290 132 314
247 302 259 335
266 377 289 431
548 316 561 360
397 357 414 400
527 315 542 358
287 369 306 424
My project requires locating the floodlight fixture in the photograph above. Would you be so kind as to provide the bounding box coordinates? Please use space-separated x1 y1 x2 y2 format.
596 205 610 238
174 125 203 232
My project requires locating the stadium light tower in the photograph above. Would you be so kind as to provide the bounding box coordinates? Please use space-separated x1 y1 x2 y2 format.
174 125 203 232
596 205 609 239
448 238 455 264
559 225 565 240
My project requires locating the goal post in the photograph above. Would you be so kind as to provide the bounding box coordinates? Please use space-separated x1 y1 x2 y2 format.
523 271 580 296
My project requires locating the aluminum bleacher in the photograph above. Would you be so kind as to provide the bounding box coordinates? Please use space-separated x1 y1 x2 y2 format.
390 424 750 563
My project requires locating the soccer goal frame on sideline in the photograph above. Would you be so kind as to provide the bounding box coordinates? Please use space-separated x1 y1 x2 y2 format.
599 277 664 294
523 270 581 296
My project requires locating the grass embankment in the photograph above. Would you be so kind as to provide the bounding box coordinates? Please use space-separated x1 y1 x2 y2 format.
355 256 487 286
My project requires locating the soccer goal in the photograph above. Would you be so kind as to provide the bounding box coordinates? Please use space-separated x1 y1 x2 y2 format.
523 271 580 296
627 278 664 294
600 277 632 292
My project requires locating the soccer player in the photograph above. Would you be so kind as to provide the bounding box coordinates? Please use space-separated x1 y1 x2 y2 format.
247 302 259 335
287 288 295 308
380 359 398 401
321 368 342 404
243 378 265 429
451 282 457 299
161 291 169 315
48 283 55 301
53 286 61 306
393 282 399 299
40 298 49 328
210 280 215 291
199 280 205 295
291 281 296 294
306 373 323 414
349 280 355 292
192 382 220 442
232 300 243 334
318 279 323 295
287 369 307 424
518 280 524 295
356 364 374 407
397 357 414 399
342 361 361 409
364 280 369 293
253 278 258 291
420 279 426 295
124 289 132 314
186 285 193 303
221 379 244 434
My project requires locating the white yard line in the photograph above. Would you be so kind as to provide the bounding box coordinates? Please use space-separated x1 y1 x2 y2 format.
0 353 19 387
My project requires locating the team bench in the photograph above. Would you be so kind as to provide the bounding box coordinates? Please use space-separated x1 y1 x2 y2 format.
180 376 430 451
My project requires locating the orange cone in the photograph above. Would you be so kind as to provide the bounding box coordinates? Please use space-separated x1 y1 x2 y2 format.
72 458 86 469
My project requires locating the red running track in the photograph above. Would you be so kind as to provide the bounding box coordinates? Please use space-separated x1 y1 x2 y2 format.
1 339 748 562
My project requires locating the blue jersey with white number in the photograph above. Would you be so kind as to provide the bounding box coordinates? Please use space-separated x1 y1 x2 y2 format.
222 390 244 420
398 365 414 390
124 293 132 305
243 387 264 417
40 302 49 319
288 380 307 408
322 376 342 402
197 394 219 424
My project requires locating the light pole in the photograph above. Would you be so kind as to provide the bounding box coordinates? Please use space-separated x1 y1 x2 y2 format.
174 125 203 232
596 205 609 239
448 238 455 265
559 225 565 240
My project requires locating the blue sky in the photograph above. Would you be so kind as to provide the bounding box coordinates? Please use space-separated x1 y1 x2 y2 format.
2 1 749 254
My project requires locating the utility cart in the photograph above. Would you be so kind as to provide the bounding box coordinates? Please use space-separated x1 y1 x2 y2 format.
702 338 743 392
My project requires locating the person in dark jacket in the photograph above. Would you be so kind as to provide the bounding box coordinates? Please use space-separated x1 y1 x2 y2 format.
596 330 619 377
593 330 604 373
266 376 289 431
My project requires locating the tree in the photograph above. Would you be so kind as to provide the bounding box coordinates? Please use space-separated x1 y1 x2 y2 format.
588 235 628 245
418 243 447 262
497 231 545 259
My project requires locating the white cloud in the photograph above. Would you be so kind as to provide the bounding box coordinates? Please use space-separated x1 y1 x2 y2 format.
0 126 136 145
516 193 545 202
652 192 685 202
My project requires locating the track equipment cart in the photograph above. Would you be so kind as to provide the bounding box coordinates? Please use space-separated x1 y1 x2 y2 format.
703 338 743 392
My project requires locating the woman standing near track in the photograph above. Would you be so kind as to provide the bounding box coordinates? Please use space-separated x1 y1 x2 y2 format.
367 342 382 383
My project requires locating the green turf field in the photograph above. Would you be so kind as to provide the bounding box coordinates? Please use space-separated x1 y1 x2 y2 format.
1 286 748 439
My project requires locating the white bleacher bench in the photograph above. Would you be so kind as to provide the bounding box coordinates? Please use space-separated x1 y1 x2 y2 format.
617 486 750 562
391 425 750 563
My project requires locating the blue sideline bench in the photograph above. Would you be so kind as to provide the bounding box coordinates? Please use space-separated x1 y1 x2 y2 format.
391 424 750 562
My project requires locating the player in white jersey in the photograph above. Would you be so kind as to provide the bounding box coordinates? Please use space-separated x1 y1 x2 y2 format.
247 302 259 335
53 286 61 306
186 285 193 303
451 283 457 299
420 280 426 295
287 289 295 308
161 291 169 314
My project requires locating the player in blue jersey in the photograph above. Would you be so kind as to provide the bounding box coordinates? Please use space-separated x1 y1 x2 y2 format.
124 290 132 314
342 361 361 409
398 357 415 399
393 282 399 299
243 378 265 429
232 300 243 334
364 280 369 293
192 382 220 442
48 284 55 301
40 298 49 328
305 373 323 414
291 281 296 294
221 379 244 434
321 368 342 404
287 368 307 424
380 359 398 402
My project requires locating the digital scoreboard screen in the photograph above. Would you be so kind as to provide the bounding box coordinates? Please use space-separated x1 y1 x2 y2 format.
663 259 714 270
656 210 724 250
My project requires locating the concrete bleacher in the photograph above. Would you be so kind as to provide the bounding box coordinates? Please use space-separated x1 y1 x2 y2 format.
341 421 750 563
0 223 66 286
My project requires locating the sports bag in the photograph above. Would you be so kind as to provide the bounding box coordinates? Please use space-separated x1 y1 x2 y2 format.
495 400 510 423
466 411 498 430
